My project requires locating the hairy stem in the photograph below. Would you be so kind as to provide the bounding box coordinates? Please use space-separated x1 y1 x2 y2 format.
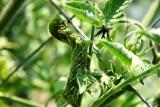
0 92 43 107
92 64 160 106
99 90 126 106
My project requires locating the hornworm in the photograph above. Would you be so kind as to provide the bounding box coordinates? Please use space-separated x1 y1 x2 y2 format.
49 17 91 106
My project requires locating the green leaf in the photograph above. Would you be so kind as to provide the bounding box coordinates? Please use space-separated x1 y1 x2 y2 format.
64 1 104 26
103 0 133 24
96 49 112 72
76 69 95 94
139 29 160 44
77 70 88 94
98 39 144 72
50 77 67 97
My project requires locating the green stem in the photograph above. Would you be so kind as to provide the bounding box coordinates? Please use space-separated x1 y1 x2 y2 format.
92 64 160 106
142 0 160 27
0 0 28 35
0 92 43 107
149 41 159 64
87 25 95 69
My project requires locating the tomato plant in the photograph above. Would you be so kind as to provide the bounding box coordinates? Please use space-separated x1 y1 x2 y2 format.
0 0 160 107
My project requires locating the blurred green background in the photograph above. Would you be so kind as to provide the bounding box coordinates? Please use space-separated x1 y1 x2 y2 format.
0 0 159 107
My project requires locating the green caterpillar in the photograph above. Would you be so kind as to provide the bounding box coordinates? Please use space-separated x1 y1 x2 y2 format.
49 17 91 106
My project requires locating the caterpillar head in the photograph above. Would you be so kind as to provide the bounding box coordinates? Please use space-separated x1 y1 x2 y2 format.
49 16 68 35
49 16 77 47
49 16 71 42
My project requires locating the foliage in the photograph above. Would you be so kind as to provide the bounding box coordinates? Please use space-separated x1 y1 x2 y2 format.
103 0 133 24
63 1 104 26
0 0 160 107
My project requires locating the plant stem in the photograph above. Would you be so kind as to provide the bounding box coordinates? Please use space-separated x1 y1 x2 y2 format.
99 90 126 106
149 17 160 28
87 26 95 69
92 64 160 106
149 41 159 64
0 92 43 107
124 85 151 107
142 0 160 27
0 0 29 35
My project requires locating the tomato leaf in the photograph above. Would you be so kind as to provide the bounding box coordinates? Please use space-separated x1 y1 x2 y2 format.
103 0 133 24
77 72 88 94
139 29 160 44
98 39 144 72
64 1 104 26
76 69 96 94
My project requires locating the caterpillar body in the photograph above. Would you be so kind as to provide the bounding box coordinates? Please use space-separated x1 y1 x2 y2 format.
49 17 90 106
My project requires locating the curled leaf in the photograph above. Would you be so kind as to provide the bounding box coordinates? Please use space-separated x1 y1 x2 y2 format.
97 39 144 72
139 29 160 44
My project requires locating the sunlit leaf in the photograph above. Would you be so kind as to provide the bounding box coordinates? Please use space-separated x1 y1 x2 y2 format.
64 1 104 26
98 39 144 72
103 0 133 24
96 49 112 72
